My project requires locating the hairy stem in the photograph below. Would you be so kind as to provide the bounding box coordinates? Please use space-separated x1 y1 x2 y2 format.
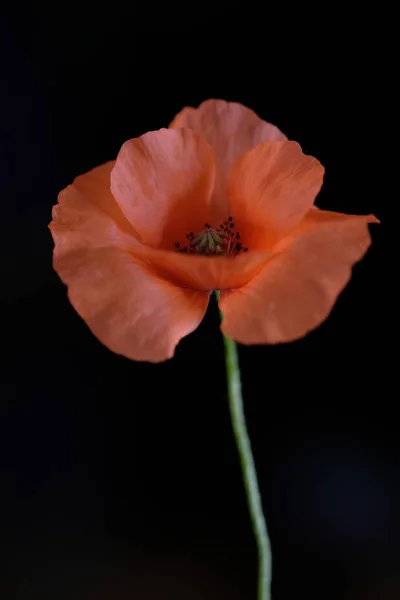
217 291 272 600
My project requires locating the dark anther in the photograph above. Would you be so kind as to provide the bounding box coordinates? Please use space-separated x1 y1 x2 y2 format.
220 223 224 229
183 246 188 253
205 223 211 228
229 223 234 229
236 232 240 239
230 232 235 237
243 247 248 252
189 232 194 238
236 243 242 251
175 242 180 248
228 216 233 221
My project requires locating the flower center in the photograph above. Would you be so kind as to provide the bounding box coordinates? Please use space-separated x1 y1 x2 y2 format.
174 217 248 256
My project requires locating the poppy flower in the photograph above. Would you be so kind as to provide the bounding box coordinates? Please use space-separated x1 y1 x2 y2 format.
50 99 378 362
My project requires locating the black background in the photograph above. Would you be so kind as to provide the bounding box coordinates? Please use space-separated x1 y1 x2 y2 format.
1 6 394 600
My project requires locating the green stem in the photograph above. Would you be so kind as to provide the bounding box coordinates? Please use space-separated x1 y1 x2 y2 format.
216 292 272 600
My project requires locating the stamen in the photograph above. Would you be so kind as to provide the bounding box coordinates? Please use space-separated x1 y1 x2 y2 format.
174 216 248 257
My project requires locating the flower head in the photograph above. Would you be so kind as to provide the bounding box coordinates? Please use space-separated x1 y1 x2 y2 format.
50 99 378 362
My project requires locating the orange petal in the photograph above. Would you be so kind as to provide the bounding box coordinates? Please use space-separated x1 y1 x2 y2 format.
219 212 378 344
228 141 325 249
276 207 380 248
53 245 209 362
129 243 272 292
110 128 216 249
50 161 139 255
170 99 286 222
50 160 208 362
